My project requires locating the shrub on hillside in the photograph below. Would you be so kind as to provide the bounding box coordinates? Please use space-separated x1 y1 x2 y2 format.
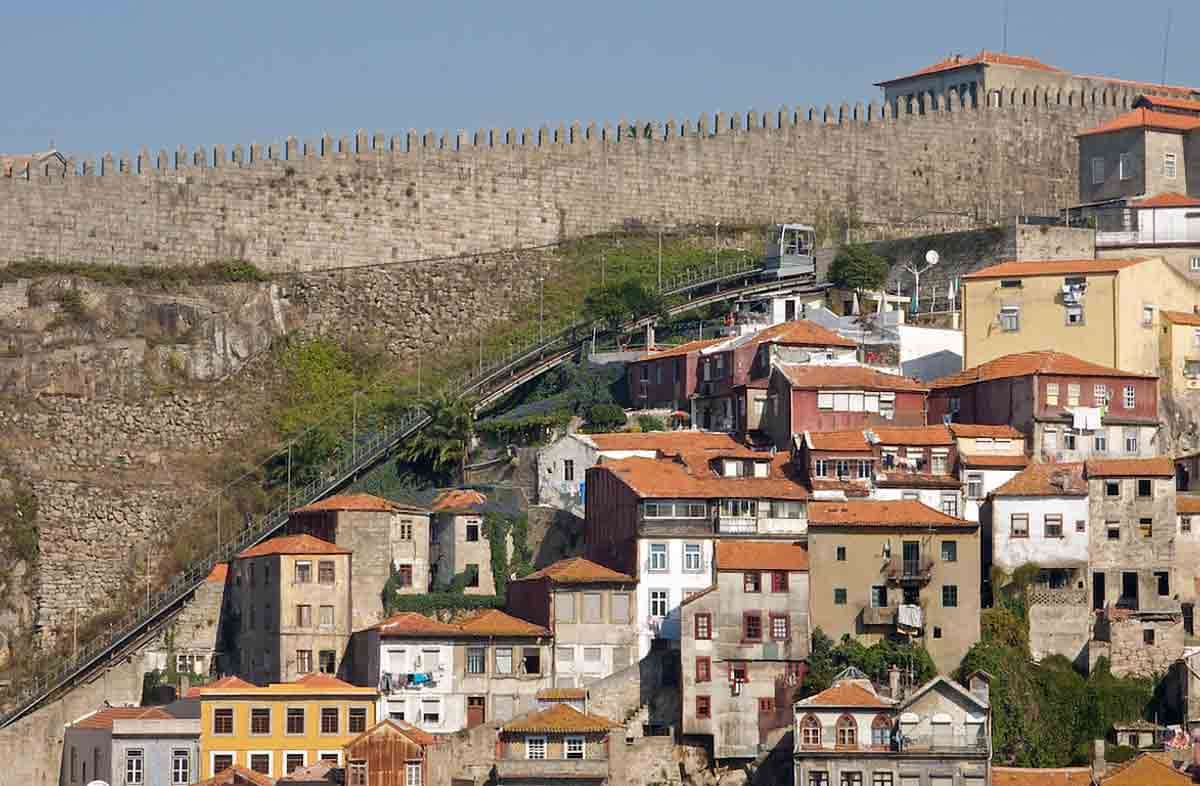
585 403 626 432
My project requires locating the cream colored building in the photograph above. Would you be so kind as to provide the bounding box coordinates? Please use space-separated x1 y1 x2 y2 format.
1160 310 1200 396
961 257 1198 375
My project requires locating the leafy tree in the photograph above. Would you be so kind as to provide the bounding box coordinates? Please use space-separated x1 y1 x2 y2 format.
563 362 618 414
581 278 668 334
395 391 475 485
828 244 889 299
800 628 838 698
585 403 626 433
637 415 666 432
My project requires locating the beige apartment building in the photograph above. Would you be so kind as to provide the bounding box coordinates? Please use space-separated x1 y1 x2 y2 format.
961 256 1198 375
1161 310 1200 396
228 534 353 684
807 500 980 674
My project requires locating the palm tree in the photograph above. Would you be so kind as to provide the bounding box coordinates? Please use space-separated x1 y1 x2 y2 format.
396 391 476 485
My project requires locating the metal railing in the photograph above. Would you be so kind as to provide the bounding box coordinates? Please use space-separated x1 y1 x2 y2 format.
1 257 798 728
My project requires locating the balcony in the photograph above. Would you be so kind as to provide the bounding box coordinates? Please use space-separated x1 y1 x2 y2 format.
1028 585 1089 607
718 516 758 534
798 731 987 757
494 758 610 780
861 604 898 626
883 557 934 584
1097 224 1200 247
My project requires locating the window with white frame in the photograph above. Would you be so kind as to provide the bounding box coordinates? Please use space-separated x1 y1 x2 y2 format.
967 473 983 499
771 500 807 519
1043 427 1057 452
405 762 422 786
940 492 958 517
171 750 190 785
1063 429 1077 451
999 305 1020 332
1091 156 1104 184
1067 383 1080 407
526 736 548 760
1142 306 1154 327
1165 152 1178 178
126 750 144 785
931 451 948 475
1124 385 1136 409
643 500 706 518
684 543 703 572
648 543 668 571
650 589 669 618
1095 430 1108 453
565 736 586 759
1119 153 1133 180
1124 428 1139 454
1045 383 1059 406
1186 360 1200 379
720 499 757 517
1193 329 1200 348
1191 256 1200 273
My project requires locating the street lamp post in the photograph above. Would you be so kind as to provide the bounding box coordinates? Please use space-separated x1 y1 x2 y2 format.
904 250 940 314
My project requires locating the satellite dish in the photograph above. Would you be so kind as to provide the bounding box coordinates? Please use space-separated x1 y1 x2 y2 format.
925 250 940 266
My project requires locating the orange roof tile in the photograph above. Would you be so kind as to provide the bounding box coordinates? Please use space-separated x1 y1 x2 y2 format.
1178 495 1200 514
876 50 1063 85
993 463 1087 497
237 533 350 559
739 320 857 349
376 611 465 637
874 471 962 489
870 425 953 446
599 452 808 501
291 672 359 690
517 557 634 584
636 337 725 361
457 608 550 638
808 500 973 528
948 423 1026 439
804 429 871 452
1132 192 1200 209
959 453 1029 469
1078 108 1200 137
1163 310 1200 327
294 493 402 513
205 562 229 583
962 258 1148 280
201 673 373 696
537 687 588 701
931 350 1154 389
501 703 619 734
715 540 808 571
1101 754 1196 785
810 479 873 497
776 364 928 392
799 680 892 708
1086 457 1175 478
194 765 276 786
586 431 754 454
992 767 1092 786
344 718 439 749
73 706 174 730
202 675 257 691
430 489 487 513
1134 95 1200 113
278 761 335 783
680 584 719 606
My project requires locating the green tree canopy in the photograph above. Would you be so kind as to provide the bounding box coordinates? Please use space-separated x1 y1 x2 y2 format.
829 244 889 294
394 391 475 485
581 278 668 333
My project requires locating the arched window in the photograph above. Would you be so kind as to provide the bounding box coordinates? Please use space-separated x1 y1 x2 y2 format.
871 714 893 748
836 714 858 747
800 714 822 747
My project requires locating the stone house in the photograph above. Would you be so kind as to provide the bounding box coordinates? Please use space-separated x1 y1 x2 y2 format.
429 489 513 595
227 534 353 684
504 557 638 688
583 449 808 658
679 540 809 761
60 706 176 786
807 500 981 674
146 562 229 680
111 715 202 786
927 350 1161 463
959 257 1198 377
350 609 552 735
762 364 929 448
493 703 623 785
287 493 432 626
948 424 1029 525
792 672 991 786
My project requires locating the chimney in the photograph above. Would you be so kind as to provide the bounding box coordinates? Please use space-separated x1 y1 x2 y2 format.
1092 739 1106 782
888 665 901 699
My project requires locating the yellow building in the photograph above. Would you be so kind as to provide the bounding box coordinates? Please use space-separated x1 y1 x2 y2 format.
961 256 1198 374
198 672 378 778
1161 310 1200 396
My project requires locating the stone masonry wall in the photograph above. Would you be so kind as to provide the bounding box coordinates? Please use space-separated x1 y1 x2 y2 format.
0 89 1127 273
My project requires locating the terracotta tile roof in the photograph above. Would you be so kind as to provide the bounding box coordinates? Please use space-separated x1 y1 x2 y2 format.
195 765 276 786
537 687 588 701
930 350 1154 389
729 320 856 349
501 703 619 734
291 672 360 690
992 767 1092 786
345 718 439 748
808 500 973 528
201 675 257 691
278 761 335 783
1133 192 1200 209
430 489 488 513
201 673 374 696
73 706 174 730
206 562 229 583
517 557 634 584
636 337 725 361
804 429 871 451
1086 457 1175 478
586 431 755 454
962 258 1148 280
1083 76 1197 97
715 540 809 571
237 533 350 559
874 471 962 489
1163 310 1200 326
870 425 953 446
959 453 1029 469
948 423 1026 439
810 479 873 497
599 452 808 500
457 608 551 638
1101 754 1196 785
993 463 1087 497
376 611 465 637
1178 495 1200 514
875 50 1063 85
1134 95 1200 113
798 680 892 708
1078 108 1200 137
294 493 402 513
776 364 928 392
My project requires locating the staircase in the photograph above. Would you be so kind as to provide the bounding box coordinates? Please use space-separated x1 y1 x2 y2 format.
0 255 820 729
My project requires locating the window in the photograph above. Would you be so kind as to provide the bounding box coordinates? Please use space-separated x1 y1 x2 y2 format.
648 543 668 572
467 646 486 674
1094 384 1110 406
931 453 948 475
1000 305 1020 332
758 697 776 716
1043 428 1057 452
523 647 542 675
1045 383 1059 406
967 473 983 499
1139 518 1153 538
556 593 575 624
1077 519 1086 533
125 750 144 785
696 696 711 719
694 612 712 640
1107 522 1121 541
213 708 234 735
1106 480 1121 497
314 559 335 585
1095 430 1108 453
940 493 958 518
1067 383 1080 407
771 613 790 640
1145 629 1156 645
581 591 602 623
870 585 888 608
743 612 763 641
801 714 822 746
836 546 847 561
557 646 574 665
696 656 711 682
720 498 757 517
1187 360 1200 379
583 647 601 666
1124 385 1137 409
321 707 339 734
933 626 942 638
771 571 788 592
404 763 421 786
1138 478 1153 497
841 774 863 786
729 662 748 682
1011 513 1029 538
563 459 575 481
683 543 703 572
1156 571 1170 596
399 520 413 540
873 774 894 786
1044 514 1063 539
1183 516 1192 534
1066 305 1084 325
836 715 858 747
564 736 586 760
834 588 847 605
871 715 892 748
611 592 630 622
650 590 669 618
1091 156 1104 184
251 707 271 735
296 604 313 628
397 564 413 587
1000 278 1022 288
1125 428 1139 454
1062 428 1077 450
320 605 334 628
348 706 367 733
1119 152 1133 180
1192 256 1200 273
349 762 368 786
772 500 808 518
465 523 479 542
465 564 480 587
285 753 305 775
295 561 312 583
213 754 234 773
171 750 190 785
495 647 513 675
942 585 959 608
249 754 270 775
526 736 547 759
744 571 761 593
1166 152 1178 178
287 707 305 734
941 541 957 562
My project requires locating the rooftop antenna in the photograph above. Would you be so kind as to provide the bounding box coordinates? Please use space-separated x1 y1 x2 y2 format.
1160 7 1172 86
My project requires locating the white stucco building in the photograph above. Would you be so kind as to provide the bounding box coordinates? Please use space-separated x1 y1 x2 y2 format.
949 424 1030 524
990 462 1090 582
634 537 716 658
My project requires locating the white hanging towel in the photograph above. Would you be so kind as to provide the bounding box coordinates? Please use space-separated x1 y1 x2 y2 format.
897 604 923 631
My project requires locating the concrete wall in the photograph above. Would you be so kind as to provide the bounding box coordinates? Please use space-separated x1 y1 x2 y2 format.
1116 259 1200 376
991 495 1090 573
535 436 596 518
1078 128 1146 204
1028 602 1093 665
898 325 963 382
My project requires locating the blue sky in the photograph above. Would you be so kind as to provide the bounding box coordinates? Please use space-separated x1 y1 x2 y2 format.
4 1 1197 159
